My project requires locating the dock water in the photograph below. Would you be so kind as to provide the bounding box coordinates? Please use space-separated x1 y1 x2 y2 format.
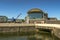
0 31 60 40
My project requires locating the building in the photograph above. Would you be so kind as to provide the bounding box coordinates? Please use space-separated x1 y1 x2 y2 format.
25 8 60 24
0 16 8 22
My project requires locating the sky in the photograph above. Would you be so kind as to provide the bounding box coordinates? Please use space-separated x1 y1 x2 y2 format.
0 0 60 19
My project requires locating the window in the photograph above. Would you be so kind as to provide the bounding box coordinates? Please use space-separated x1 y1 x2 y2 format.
29 13 43 19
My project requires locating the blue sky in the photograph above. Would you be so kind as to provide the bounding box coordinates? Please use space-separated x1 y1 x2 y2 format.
0 0 60 19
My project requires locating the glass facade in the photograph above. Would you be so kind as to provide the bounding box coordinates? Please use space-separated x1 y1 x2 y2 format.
29 13 43 19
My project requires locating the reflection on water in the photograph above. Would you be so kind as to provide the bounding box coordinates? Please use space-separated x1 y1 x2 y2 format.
0 36 28 40
0 32 60 40
0 36 30 40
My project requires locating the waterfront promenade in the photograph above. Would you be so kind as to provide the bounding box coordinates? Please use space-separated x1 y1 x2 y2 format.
0 23 60 28
0 23 60 30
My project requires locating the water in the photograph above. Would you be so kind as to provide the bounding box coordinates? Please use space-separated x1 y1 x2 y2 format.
0 32 60 40
0 36 27 40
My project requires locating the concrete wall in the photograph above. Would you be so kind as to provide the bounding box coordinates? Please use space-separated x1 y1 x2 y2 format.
46 20 60 24
54 28 60 38
0 26 35 33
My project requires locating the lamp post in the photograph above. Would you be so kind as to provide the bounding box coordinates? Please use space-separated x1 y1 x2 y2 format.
26 16 29 24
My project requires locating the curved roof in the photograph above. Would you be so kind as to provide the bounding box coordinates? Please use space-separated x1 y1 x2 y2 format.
28 8 43 13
